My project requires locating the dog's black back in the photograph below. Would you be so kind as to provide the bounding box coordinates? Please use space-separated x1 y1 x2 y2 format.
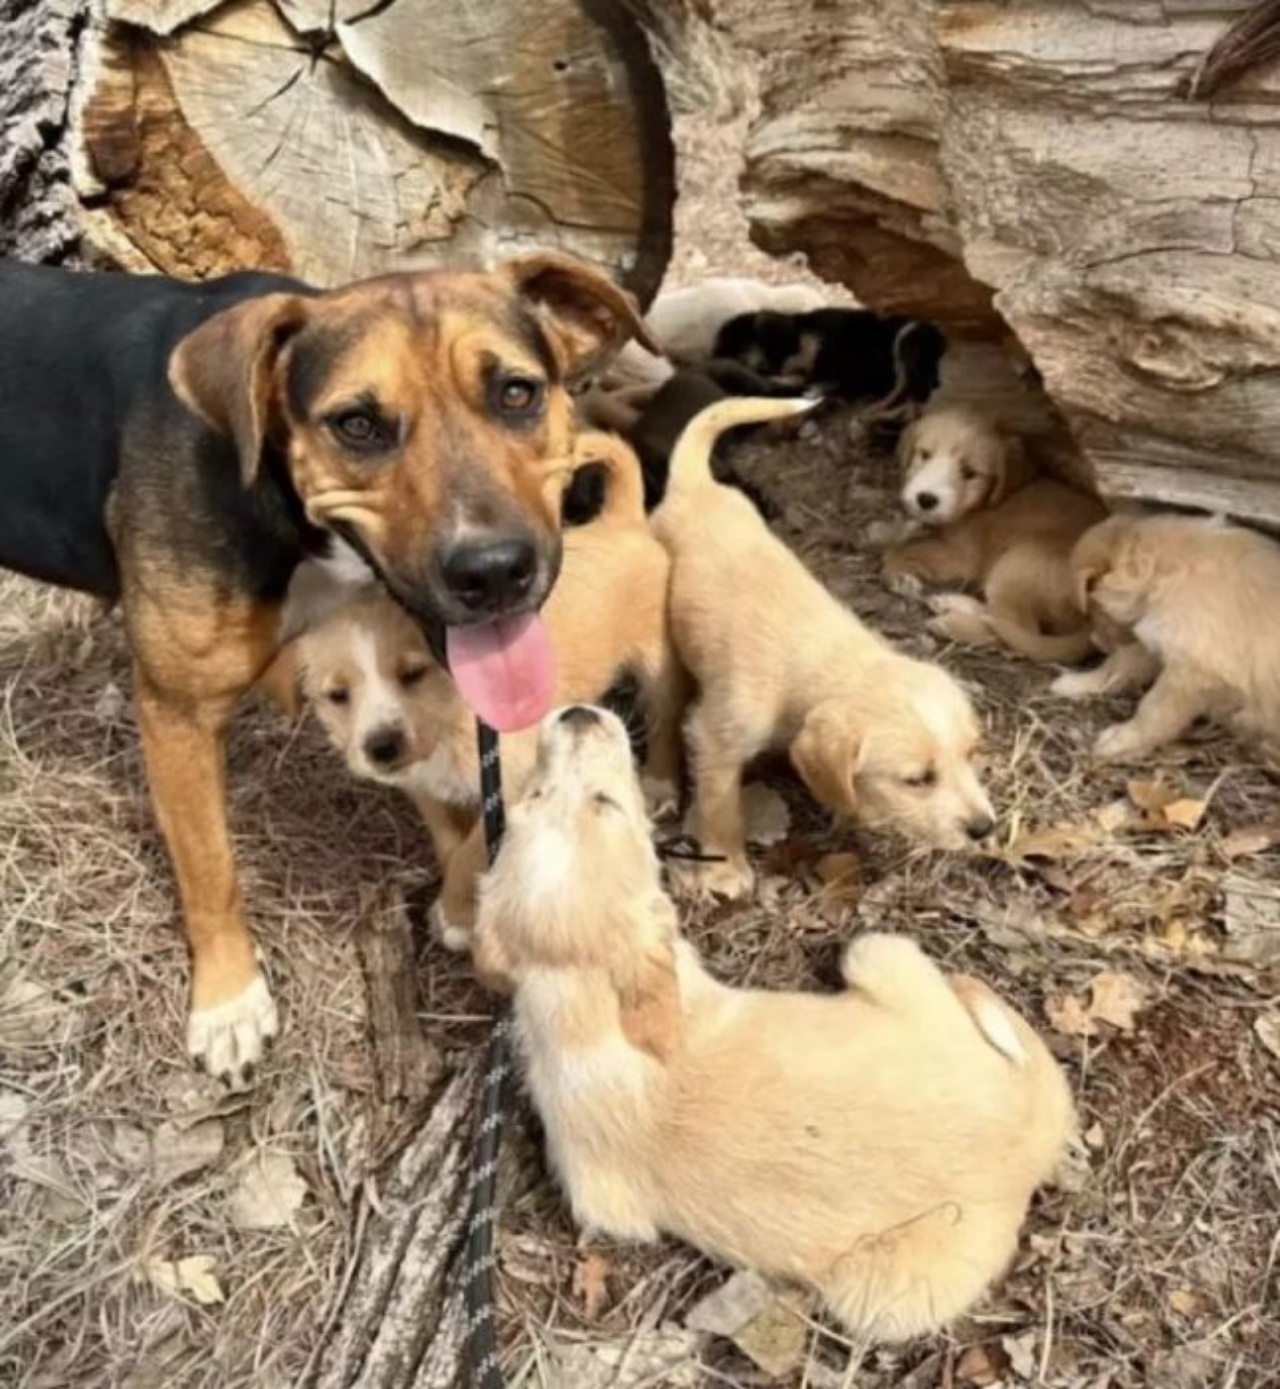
0 261 311 597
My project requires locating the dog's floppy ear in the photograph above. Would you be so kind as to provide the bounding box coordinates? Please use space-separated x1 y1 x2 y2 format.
986 431 1033 505
895 418 919 476
789 703 859 816
169 294 310 486
507 251 658 375
614 893 681 1061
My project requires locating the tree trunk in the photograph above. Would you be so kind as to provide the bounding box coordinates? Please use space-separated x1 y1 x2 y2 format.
720 0 1280 524
2 0 674 305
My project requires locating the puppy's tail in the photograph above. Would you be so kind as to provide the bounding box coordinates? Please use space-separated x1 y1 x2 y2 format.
574 430 648 525
987 613 1097 665
666 396 817 496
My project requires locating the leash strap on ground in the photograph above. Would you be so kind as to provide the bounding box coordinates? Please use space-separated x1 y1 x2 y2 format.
462 721 511 1389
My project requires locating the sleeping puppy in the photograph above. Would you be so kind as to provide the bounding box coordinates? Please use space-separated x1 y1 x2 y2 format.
293 431 684 942
1053 511 1280 762
713 308 946 409
474 705 1075 1343
651 398 995 900
883 404 1108 663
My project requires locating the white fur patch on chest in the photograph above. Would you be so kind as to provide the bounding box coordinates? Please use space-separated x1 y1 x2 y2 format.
398 745 478 807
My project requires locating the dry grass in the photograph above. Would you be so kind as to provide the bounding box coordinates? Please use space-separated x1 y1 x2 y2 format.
3 106 1280 1389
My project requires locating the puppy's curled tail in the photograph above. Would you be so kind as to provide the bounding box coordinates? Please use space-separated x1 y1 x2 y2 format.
574 430 649 526
988 614 1096 665
667 396 817 496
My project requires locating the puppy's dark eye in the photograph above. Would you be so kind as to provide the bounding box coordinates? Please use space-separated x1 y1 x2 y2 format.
327 406 397 453
494 374 545 421
918 448 931 462
959 464 977 482
903 769 937 788
593 792 620 811
326 687 350 706
399 664 429 689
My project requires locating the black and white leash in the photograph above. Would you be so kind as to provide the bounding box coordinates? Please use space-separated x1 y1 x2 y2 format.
461 721 511 1389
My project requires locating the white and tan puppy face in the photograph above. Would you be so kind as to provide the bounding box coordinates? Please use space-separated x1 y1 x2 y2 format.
790 663 994 850
297 588 451 785
899 405 1010 525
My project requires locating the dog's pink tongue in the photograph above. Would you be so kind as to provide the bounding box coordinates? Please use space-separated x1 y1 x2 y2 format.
446 613 556 732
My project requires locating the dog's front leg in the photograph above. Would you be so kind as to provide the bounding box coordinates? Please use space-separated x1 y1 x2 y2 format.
431 823 487 951
677 709 754 900
1052 641 1159 700
1093 666 1208 762
639 647 689 819
135 672 278 1087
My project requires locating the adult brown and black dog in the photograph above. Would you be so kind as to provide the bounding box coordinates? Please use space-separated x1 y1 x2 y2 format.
0 253 648 1083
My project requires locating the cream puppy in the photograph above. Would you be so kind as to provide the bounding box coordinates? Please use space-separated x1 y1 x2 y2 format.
884 404 1107 663
474 705 1075 1344
1055 511 1280 762
651 397 995 899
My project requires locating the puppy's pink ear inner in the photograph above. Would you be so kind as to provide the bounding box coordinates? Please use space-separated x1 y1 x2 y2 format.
950 975 1027 1065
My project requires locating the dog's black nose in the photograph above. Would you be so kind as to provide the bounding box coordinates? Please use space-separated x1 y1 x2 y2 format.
965 814 995 843
364 726 407 767
559 705 600 729
440 537 537 614
915 491 939 512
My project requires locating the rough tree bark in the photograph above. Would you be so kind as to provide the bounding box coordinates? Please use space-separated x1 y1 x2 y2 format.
1 0 675 304
722 0 1280 524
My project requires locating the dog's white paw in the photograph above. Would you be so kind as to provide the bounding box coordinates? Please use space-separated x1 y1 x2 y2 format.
927 594 996 646
187 973 278 1089
669 856 755 902
884 569 926 601
430 899 473 953
1051 669 1103 700
1093 722 1146 762
642 776 680 820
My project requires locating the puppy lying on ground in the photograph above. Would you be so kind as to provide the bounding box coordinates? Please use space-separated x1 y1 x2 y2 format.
1053 511 1280 762
475 705 1075 1343
651 398 995 899
883 405 1107 663
713 307 946 410
293 432 683 941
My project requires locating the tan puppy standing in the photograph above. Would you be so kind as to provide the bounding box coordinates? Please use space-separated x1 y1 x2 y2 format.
474 705 1075 1342
651 398 995 899
884 404 1107 663
293 431 684 941
1055 511 1280 762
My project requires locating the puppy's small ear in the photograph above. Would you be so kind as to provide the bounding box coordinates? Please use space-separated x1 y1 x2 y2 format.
789 705 859 816
169 294 310 486
895 419 919 476
507 251 658 375
949 974 1028 1066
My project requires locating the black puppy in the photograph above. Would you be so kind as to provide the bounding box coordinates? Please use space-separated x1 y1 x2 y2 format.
714 307 946 408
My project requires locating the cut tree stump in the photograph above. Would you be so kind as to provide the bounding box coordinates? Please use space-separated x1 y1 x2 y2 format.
705 0 1280 524
2 0 675 305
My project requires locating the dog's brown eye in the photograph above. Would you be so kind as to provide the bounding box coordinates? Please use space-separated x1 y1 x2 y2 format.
960 464 976 481
495 375 545 419
399 664 429 688
918 448 931 462
327 406 395 453
903 769 937 788
326 687 350 706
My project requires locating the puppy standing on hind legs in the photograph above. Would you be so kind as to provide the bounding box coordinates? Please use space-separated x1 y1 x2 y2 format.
474 705 1075 1342
651 397 995 901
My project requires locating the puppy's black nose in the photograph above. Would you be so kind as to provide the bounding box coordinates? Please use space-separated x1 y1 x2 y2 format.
915 491 939 512
966 814 995 843
559 705 600 730
440 537 537 614
364 726 407 767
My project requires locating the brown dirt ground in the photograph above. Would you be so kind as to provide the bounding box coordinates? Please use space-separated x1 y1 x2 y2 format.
3 104 1280 1389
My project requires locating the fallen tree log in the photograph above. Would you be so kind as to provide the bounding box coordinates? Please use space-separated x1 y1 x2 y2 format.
2 0 675 304
719 0 1280 524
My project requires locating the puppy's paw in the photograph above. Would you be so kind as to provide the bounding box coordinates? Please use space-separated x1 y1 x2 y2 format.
188 973 278 1090
884 568 926 601
430 899 473 953
642 775 680 820
926 593 996 646
1051 668 1104 700
1093 722 1147 762
669 856 755 902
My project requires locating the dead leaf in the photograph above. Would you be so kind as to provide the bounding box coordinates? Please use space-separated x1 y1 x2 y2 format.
227 1151 307 1230
1163 797 1208 831
1002 1329 1038 1381
1006 823 1099 861
144 1254 225 1305
1047 970 1147 1037
763 837 820 875
956 1341 1009 1386
814 852 862 905
1168 1287 1203 1317
0 968 69 1047
1220 824 1278 860
572 1251 611 1321
1221 873 1280 967
1088 971 1147 1031
153 1120 224 1186
686 1271 810 1378
1096 798 1140 833
551 1327 704 1388
0 1088 29 1153
1254 1010 1280 1062
1127 779 1179 813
